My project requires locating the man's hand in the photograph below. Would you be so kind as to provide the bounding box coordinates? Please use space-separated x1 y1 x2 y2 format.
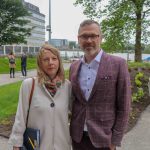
109 144 116 150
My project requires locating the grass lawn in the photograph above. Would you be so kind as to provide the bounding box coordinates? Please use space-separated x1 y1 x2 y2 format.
0 57 37 74
0 81 22 123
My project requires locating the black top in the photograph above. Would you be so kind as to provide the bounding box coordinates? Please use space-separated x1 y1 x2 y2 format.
21 55 27 66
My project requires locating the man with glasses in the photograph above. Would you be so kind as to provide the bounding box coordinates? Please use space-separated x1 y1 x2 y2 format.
69 20 131 150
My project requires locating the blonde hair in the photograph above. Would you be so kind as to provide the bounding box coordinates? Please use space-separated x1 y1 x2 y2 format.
37 44 65 84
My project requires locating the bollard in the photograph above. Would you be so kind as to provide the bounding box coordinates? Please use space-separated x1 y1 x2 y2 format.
148 78 150 96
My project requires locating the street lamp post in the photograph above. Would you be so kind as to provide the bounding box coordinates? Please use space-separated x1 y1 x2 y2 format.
46 0 52 44
148 78 150 96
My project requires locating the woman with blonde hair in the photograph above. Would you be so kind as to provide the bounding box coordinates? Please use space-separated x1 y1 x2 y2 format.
8 44 72 150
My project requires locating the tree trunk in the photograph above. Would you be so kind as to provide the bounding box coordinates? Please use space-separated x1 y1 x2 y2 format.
135 12 142 62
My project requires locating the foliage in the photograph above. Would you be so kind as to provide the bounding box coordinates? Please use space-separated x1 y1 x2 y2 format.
135 72 143 87
0 0 32 45
132 72 144 102
128 62 150 68
144 44 150 53
74 0 150 62
143 49 150 54
132 88 144 102
65 69 69 79
69 41 77 49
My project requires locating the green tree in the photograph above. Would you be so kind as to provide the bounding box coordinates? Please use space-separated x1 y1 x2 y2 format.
69 41 77 49
0 0 32 45
74 0 150 62
144 44 150 53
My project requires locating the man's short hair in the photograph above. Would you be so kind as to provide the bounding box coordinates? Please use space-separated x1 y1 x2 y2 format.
78 19 102 35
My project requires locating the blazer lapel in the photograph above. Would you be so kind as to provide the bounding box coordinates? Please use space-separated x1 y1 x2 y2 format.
88 52 109 101
71 60 87 102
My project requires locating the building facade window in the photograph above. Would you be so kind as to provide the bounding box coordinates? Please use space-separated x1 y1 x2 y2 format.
24 1 45 47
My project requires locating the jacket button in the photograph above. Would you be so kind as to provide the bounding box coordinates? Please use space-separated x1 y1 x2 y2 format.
50 103 55 107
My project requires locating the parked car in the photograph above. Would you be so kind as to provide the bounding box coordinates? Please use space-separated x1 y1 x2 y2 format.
143 56 150 62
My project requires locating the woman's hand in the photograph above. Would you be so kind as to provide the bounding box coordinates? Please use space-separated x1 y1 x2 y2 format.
13 146 20 150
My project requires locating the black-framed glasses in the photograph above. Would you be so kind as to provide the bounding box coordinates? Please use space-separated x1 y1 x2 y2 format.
79 34 100 41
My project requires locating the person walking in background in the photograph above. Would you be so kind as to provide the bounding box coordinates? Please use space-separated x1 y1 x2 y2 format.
69 19 131 150
8 51 16 78
8 44 72 150
21 52 27 77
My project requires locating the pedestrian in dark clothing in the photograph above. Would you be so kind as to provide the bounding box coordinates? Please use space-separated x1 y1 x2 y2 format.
21 52 27 76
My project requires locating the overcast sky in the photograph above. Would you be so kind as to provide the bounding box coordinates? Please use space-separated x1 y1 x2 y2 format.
25 0 89 41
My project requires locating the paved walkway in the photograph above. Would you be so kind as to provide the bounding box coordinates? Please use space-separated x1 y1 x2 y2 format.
0 70 36 86
117 105 150 150
0 62 150 149
0 136 8 150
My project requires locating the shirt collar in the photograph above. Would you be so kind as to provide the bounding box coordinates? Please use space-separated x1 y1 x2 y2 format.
81 49 103 64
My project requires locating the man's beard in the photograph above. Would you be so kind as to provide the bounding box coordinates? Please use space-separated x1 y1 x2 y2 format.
82 44 97 55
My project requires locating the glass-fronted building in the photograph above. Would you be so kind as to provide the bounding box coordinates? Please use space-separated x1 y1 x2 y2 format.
24 0 45 47
51 39 69 48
